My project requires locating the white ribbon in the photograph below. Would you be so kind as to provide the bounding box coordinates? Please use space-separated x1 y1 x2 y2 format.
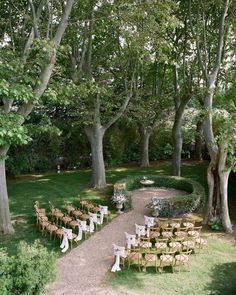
125 232 136 249
135 224 146 238
99 205 108 215
60 228 72 253
99 212 104 224
111 244 126 272
144 216 155 237
89 217 94 232
75 220 87 241
99 205 108 224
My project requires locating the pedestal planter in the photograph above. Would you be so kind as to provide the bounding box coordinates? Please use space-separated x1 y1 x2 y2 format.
116 203 123 214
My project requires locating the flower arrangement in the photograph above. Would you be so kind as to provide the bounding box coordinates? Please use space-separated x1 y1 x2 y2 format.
111 192 127 205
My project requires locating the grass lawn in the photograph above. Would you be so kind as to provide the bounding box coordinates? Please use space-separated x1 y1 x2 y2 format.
1 160 236 294
106 236 236 295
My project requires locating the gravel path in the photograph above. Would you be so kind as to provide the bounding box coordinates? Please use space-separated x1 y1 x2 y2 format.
47 188 186 295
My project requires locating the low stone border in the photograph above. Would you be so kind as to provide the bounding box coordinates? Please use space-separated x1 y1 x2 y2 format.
114 175 205 217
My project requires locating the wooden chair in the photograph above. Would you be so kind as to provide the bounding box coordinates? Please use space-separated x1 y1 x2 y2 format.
169 218 182 229
127 248 142 271
45 223 58 240
61 214 73 227
187 226 202 238
64 201 76 216
72 209 83 219
175 227 187 239
69 219 79 231
157 219 169 229
38 216 50 235
162 227 173 239
182 218 195 229
139 236 152 250
154 238 168 254
174 250 192 272
159 251 175 273
84 202 94 212
79 199 89 211
54 228 64 242
182 239 196 252
149 227 161 240
49 201 64 224
168 241 182 253
143 249 159 272
195 237 208 253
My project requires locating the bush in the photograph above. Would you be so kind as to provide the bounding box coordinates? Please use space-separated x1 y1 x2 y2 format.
113 175 205 217
0 240 56 295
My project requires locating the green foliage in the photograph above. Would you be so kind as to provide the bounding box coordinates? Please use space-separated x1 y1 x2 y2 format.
0 111 30 146
0 240 56 295
0 249 13 295
114 175 205 217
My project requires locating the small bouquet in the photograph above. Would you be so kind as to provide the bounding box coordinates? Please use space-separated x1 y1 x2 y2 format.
111 192 127 204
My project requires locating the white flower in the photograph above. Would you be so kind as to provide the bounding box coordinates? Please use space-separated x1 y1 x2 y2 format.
111 192 127 204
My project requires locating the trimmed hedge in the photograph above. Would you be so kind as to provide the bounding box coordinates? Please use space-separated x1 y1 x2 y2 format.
113 175 205 217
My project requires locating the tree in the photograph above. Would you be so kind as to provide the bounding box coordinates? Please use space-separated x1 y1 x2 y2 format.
0 0 74 234
64 0 177 187
189 0 234 232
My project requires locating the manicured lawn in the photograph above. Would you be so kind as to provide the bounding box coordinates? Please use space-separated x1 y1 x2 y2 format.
1 161 236 295
1 160 208 255
106 235 236 295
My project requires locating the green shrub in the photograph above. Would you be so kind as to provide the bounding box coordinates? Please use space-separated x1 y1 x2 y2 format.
114 175 205 217
0 240 56 295
0 249 13 295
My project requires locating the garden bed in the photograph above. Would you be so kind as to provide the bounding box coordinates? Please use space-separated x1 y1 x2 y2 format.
113 175 205 217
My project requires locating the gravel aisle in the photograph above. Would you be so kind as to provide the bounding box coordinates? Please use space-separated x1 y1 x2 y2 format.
47 188 185 295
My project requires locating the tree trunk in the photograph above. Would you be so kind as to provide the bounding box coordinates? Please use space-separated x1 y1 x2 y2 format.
85 125 106 188
0 146 14 234
218 142 233 233
219 169 232 233
140 126 151 167
195 120 203 161
202 85 220 224
172 101 188 176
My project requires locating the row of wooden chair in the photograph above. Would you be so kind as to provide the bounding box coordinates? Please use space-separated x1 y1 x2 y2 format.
124 247 193 273
64 199 111 222
34 202 70 241
130 234 207 255
113 215 208 273
34 200 110 247
152 217 197 230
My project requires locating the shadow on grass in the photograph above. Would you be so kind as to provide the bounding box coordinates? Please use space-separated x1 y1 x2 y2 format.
109 266 145 290
206 262 236 295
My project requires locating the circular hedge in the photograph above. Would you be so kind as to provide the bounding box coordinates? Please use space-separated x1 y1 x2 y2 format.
113 175 205 217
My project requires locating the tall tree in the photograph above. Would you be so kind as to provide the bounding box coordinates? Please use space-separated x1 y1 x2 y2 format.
0 0 74 234
189 0 234 232
65 0 177 187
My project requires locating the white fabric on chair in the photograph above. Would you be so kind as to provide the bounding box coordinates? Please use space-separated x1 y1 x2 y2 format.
125 232 136 249
99 205 108 215
89 216 95 232
89 211 103 225
144 216 155 237
135 224 146 237
75 219 85 241
60 227 72 253
111 244 126 272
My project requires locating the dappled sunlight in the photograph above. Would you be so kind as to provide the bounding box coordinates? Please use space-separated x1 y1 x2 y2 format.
35 178 51 183
114 168 128 172
154 169 166 174
31 174 44 178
